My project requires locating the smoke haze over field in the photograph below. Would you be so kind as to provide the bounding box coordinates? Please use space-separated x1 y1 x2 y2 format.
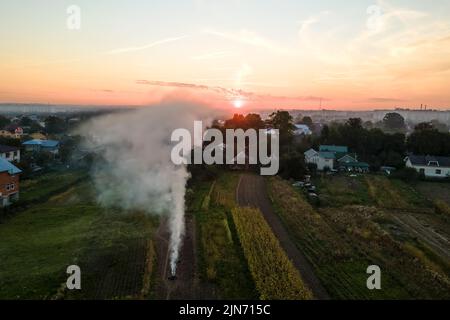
78 100 218 275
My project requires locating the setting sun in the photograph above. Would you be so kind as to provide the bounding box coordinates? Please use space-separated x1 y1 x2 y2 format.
233 99 244 109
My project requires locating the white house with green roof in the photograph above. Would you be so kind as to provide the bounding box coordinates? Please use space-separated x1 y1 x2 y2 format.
305 145 369 172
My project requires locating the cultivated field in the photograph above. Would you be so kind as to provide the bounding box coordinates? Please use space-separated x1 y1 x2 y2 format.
231 207 312 299
0 174 157 300
194 173 257 299
269 174 450 299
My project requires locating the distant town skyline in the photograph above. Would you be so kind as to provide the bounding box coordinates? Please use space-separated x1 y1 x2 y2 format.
1 0 450 110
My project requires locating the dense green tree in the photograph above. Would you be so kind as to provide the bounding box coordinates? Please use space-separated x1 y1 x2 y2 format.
44 116 67 134
268 111 295 148
0 115 10 129
407 126 450 156
279 152 307 180
244 113 265 130
383 112 406 132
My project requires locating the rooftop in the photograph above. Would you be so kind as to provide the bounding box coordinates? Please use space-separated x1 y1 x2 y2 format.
22 139 59 148
318 151 336 159
0 157 22 175
319 145 348 153
0 144 19 153
407 154 450 167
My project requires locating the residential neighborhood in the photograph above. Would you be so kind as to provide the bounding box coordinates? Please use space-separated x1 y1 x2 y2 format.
0 157 21 207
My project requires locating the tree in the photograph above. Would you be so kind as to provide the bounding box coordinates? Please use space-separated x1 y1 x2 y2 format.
383 113 406 132
407 127 450 156
0 115 10 129
268 111 295 148
19 116 33 127
363 121 373 130
279 152 307 180
244 113 265 130
320 125 330 144
45 116 67 134
300 116 313 126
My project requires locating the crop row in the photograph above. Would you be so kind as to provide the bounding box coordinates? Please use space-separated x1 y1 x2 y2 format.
230 206 312 300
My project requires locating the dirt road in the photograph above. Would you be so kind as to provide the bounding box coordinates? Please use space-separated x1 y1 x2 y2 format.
236 174 330 300
153 215 216 299
154 216 196 299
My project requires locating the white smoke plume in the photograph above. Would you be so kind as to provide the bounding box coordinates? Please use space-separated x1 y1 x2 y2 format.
78 101 218 275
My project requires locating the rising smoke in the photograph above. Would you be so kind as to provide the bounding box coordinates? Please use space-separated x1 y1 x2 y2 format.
78 101 218 275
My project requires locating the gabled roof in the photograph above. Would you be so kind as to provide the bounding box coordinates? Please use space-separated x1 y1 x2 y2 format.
319 145 348 153
0 144 19 153
0 157 22 175
23 139 60 148
338 154 357 163
318 151 336 159
406 154 450 167
304 148 318 159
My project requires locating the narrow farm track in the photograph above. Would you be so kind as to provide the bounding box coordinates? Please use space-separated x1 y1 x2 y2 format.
236 174 330 300
390 213 450 261
154 216 196 299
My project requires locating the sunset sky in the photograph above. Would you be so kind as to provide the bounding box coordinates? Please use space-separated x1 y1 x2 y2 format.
1 0 450 110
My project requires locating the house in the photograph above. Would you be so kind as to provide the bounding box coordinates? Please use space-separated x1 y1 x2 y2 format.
319 145 348 155
22 139 60 154
0 145 21 163
305 145 369 172
0 125 24 139
29 132 47 140
304 148 335 171
0 157 21 207
294 124 312 136
405 154 450 178
336 153 370 173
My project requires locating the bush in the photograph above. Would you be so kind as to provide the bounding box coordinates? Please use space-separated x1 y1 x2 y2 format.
390 167 420 182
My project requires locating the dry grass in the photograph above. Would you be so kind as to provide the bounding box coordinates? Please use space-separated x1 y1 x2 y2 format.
435 200 450 216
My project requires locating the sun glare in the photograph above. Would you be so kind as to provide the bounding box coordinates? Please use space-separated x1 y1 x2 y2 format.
233 99 244 108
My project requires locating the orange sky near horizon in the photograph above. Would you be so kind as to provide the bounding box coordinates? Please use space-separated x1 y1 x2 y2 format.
1 0 450 111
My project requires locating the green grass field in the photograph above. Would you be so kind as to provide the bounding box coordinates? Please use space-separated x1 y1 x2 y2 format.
0 176 157 300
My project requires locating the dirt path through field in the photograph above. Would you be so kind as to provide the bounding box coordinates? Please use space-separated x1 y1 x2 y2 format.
390 213 450 261
154 216 195 299
236 174 330 300
153 214 215 299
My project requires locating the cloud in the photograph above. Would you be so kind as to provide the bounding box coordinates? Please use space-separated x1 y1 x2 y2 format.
365 97 407 103
106 36 189 55
191 51 235 60
136 79 327 103
203 28 290 54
